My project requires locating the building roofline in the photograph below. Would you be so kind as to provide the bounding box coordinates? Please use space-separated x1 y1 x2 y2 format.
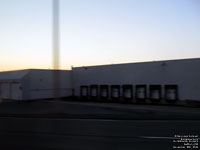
0 68 70 73
73 57 200 69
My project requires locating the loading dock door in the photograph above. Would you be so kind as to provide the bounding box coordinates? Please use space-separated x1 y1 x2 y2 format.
166 89 176 100
151 90 160 99
122 85 133 99
165 85 178 101
124 89 132 98
101 89 107 97
137 88 145 99
90 85 98 97
136 85 147 99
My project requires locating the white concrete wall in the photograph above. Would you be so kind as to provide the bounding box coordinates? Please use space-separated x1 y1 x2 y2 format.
72 58 200 101
28 70 72 100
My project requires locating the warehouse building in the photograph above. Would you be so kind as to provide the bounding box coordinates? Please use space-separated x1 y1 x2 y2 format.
0 58 200 102
0 69 72 100
72 58 200 102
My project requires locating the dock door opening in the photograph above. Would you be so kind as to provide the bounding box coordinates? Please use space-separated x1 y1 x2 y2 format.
149 85 162 100
135 85 147 100
122 85 133 100
100 85 109 99
90 85 98 97
80 85 88 98
165 85 178 101
111 85 120 99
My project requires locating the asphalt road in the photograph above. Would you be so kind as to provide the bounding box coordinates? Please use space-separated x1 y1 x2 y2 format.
0 117 199 150
1 100 200 119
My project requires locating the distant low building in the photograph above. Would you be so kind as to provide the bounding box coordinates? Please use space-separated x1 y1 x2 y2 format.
0 69 72 100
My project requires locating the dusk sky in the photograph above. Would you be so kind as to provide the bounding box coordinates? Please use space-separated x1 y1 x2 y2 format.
0 0 200 71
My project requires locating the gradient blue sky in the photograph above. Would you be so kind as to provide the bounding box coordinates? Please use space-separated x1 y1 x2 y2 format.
0 0 200 71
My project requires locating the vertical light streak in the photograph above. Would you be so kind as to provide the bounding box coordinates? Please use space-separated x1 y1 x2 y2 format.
53 0 60 69
53 0 60 99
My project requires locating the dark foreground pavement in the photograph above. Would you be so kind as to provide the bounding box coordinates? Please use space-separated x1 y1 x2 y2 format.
0 117 199 150
0 100 200 119
0 101 199 149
